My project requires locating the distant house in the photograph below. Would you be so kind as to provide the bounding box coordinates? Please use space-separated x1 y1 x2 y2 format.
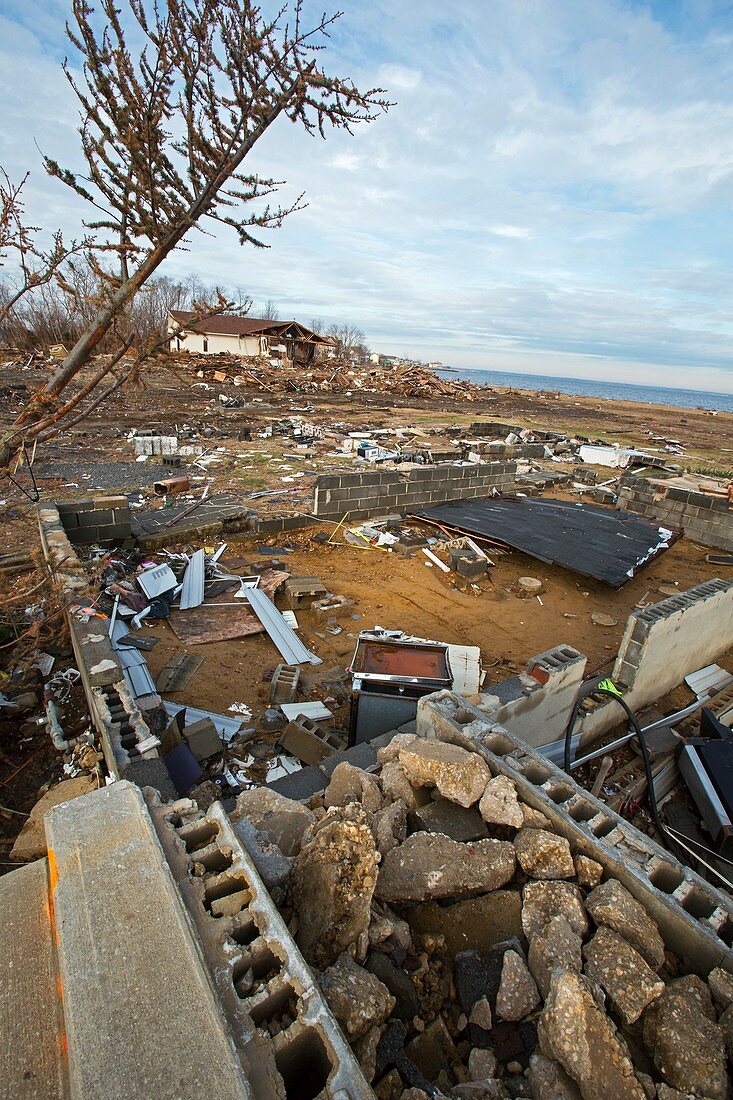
167 311 335 364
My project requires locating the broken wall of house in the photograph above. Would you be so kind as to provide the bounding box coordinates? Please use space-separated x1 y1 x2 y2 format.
580 577 733 742
618 475 733 551
313 461 517 520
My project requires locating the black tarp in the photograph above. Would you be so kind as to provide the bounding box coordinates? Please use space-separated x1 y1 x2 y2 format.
411 497 679 587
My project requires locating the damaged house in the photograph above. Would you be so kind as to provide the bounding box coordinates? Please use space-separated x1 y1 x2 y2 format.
168 310 336 365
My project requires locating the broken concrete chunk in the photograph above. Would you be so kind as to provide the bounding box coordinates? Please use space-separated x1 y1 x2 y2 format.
324 761 383 813
468 1048 498 1081
231 787 315 857
573 853 603 889
318 952 395 1040
496 949 540 1021
410 798 488 842
537 970 646 1100
405 1014 458 1082
582 927 664 1025
10 776 97 861
469 996 493 1031
522 880 589 940
395 739 491 808
527 1053 582 1100
520 803 552 830
291 803 378 967
376 833 515 903
642 975 727 1100
409 890 522 961
450 1084 509 1099
514 828 575 880
527 915 583 1000
377 732 422 765
380 759 420 810
585 880 665 970
708 965 733 1011
353 1025 381 1084
366 950 421 1022
373 800 408 855
718 1003 733 1062
479 775 523 829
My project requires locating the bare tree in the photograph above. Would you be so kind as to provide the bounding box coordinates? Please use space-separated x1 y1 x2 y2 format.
327 321 368 357
0 168 86 338
0 0 390 468
261 298 280 321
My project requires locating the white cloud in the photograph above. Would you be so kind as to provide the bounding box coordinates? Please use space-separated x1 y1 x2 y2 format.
487 225 532 239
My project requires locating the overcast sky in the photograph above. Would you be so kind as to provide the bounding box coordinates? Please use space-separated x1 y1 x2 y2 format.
2 1 733 393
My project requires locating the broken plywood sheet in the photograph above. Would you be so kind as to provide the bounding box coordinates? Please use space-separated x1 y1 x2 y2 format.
412 497 679 588
167 569 288 645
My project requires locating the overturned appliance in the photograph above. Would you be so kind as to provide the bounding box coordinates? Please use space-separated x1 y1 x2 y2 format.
348 631 453 744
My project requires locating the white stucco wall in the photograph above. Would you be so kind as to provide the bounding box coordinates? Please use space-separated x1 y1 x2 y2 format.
169 329 265 356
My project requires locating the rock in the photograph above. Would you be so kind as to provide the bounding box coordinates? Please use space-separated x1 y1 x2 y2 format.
537 970 645 1100
582 927 664 1025
354 1025 381 1083
376 1020 438 1095
468 1049 498 1080
396 738 491 808
401 1091 431 1100
367 950 421 1022
514 829 575 880
591 612 618 627
522 881 589 940
374 800 408 855
496 950 540 1021
584 881 665 970
374 1068 403 1099
527 1054 582 1100
643 975 727 1100
708 965 733 1011
527 916 582 1000
718 1003 733 1061
470 997 493 1031
451 1084 509 1100
573 854 603 889
377 733 420 765
291 803 378 966
318 952 395 1040
376 833 515 903
410 798 488 842
231 787 314 856
324 761 383 813
230 816 293 895
654 1087 688 1100
10 776 98 861
519 803 552 830
479 775 524 828
409 890 523 960
517 577 544 596
381 759 420 810
406 1015 458 1081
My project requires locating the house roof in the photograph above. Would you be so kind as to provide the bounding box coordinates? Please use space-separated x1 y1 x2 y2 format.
169 310 335 344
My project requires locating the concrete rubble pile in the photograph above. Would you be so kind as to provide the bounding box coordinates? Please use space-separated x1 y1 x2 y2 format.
231 734 733 1100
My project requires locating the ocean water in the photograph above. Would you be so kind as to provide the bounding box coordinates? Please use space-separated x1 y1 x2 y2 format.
433 367 733 414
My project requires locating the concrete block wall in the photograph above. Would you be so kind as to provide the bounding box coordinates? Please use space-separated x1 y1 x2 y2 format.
470 421 563 442
470 441 546 460
147 791 373 1099
56 495 132 545
417 690 733 975
618 476 733 551
478 644 587 763
580 577 733 742
313 460 517 519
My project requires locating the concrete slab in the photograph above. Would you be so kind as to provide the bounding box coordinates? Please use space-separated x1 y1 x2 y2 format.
45 781 251 1100
0 858 67 1099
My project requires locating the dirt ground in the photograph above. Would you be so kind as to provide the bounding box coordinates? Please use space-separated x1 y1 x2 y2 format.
137 522 731 725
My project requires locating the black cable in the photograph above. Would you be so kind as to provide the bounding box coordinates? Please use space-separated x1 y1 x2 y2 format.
563 685 669 846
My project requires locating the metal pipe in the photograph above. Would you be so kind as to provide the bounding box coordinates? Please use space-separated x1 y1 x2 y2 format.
45 696 70 752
